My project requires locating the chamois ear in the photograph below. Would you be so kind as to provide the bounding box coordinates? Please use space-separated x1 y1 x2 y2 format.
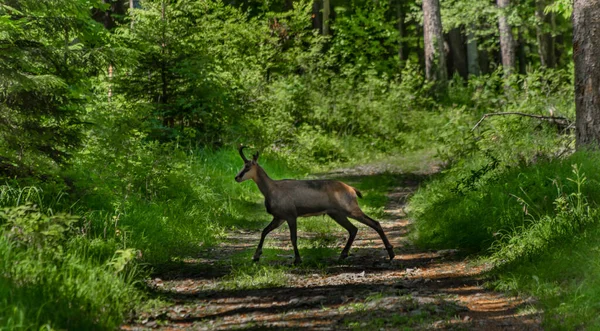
252 151 259 161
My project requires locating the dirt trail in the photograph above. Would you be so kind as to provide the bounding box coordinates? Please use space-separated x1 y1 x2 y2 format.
123 163 541 330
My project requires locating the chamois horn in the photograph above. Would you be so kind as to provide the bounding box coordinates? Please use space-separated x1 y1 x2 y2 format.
238 145 249 162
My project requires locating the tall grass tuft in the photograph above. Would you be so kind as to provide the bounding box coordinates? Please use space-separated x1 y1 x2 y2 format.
0 186 144 330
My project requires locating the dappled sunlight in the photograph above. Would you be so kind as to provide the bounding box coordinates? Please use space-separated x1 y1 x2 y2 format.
126 167 541 330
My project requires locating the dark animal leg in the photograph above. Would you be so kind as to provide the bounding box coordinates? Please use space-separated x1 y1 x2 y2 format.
253 218 285 262
287 218 302 265
328 213 358 260
351 211 395 260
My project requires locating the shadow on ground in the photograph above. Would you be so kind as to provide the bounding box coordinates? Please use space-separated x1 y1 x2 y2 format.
123 169 541 330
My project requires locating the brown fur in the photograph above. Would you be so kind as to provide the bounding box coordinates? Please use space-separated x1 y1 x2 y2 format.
235 146 394 264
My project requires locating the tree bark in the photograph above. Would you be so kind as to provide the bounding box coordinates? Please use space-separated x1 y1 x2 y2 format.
448 28 468 80
323 0 330 36
536 0 555 68
312 1 321 32
497 0 516 76
422 0 447 84
479 48 490 74
466 29 480 76
396 1 407 62
517 29 527 74
573 0 600 149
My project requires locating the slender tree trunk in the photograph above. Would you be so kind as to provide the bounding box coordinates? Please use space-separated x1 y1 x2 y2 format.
416 25 425 69
497 0 516 76
323 0 330 36
536 0 555 67
517 29 527 74
396 1 407 62
466 29 480 76
160 1 171 128
312 1 321 32
479 49 490 74
448 28 468 80
573 0 600 148
422 0 447 84
129 0 135 29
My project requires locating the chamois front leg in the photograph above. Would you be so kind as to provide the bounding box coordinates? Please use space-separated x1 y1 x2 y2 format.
254 218 285 262
287 218 302 265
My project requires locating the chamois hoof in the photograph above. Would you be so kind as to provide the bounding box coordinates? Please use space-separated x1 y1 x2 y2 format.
387 247 395 261
252 256 260 263
293 258 302 265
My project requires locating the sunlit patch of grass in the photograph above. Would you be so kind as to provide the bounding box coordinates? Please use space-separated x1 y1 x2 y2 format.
220 263 291 290
490 225 600 329
218 249 293 290
339 293 450 330
298 215 342 235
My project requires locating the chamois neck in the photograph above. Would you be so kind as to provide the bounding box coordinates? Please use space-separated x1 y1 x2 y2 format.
253 165 274 198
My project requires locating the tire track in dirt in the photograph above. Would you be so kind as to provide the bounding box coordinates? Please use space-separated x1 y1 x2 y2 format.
123 162 542 330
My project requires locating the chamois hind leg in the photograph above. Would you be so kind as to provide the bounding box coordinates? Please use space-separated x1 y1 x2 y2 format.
254 218 285 262
287 218 302 265
350 210 395 260
328 213 358 260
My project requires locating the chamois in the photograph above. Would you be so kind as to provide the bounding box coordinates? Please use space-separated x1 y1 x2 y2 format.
235 146 395 264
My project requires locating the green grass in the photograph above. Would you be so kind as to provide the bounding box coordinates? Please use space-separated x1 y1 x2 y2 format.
410 152 600 252
0 225 143 330
410 150 600 328
0 138 430 330
491 225 600 329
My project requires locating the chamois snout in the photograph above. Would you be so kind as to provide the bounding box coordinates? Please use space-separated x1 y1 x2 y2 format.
236 145 259 183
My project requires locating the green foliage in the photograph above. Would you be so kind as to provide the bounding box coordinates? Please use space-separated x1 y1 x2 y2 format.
0 0 584 328
328 2 400 76
491 225 600 329
1 204 79 249
491 164 598 265
0 189 143 330
113 0 267 144
0 0 110 176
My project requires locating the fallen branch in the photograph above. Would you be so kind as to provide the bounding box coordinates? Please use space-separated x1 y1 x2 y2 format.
471 112 571 132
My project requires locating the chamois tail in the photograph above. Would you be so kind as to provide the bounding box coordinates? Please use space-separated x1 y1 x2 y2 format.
353 188 363 199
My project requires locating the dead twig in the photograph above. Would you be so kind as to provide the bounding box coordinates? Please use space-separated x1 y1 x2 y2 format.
471 112 571 132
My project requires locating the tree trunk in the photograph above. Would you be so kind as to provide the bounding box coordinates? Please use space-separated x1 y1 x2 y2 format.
573 0 600 149
312 1 321 32
536 0 555 68
323 0 330 36
517 29 527 74
479 49 490 74
396 1 407 62
448 28 468 80
466 29 480 76
422 0 447 84
497 0 516 76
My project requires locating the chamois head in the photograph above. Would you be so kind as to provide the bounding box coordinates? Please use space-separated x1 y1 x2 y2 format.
235 145 259 182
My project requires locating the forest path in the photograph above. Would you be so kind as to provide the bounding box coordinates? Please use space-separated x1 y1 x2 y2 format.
123 158 542 330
